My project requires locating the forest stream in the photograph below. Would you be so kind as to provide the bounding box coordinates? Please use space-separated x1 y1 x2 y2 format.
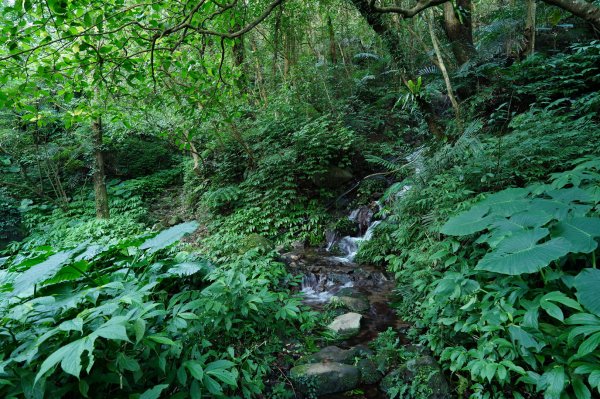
282 206 410 398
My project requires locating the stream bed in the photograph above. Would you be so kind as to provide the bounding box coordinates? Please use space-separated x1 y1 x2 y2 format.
283 204 408 398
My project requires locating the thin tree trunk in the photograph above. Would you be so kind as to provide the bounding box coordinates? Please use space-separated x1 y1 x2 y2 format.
327 14 338 64
232 21 247 90
272 4 283 78
523 0 537 56
250 35 268 104
184 130 203 177
443 0 476 65
429 13 460 120
92 116 109 219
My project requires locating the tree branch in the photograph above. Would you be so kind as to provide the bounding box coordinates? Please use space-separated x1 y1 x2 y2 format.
370 0 449 17
540 0 600 31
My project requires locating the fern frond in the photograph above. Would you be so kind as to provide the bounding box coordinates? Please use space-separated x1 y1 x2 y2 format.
364 154 404 172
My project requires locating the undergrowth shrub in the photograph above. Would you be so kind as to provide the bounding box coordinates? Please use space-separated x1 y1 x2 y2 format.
357 47 600 396
187 114 361 256
0 222 316 398
361 156 600 398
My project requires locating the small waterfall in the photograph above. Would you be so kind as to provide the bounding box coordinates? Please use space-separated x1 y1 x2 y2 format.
301 272 354 304
300 205 383 303
329 206 381 262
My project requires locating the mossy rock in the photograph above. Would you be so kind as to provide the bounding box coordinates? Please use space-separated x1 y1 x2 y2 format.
332 295 370 312
332 217 358 237
301 346 355 365
312 167 354 188
300 345 374 365
328 312 362 338
290 362 360 396
336 287 360 297
380 356 449 399
358 358 383 385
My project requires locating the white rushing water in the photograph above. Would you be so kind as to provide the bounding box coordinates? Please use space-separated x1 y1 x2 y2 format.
300 207 382 303
301 160 420 304
301 274 354 304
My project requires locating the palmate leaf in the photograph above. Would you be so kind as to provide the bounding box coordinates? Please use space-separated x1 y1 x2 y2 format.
573 269 600 317
164 261 213 277
475 229 570 275
35 336 96 384
140 221 199 253
553 217 600 253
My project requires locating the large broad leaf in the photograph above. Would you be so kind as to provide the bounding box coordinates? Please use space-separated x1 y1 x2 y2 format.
483 210 555 248
11 250 73 297
508 325 545 351
440 205 497 236
553 217 600 254
538 366 566 399
476 188 531 217
547 187 594 204
140 221 199 253
140 384 169 399
441 188 531 236
35 336 96 384
475 229 570 275
530 198 573 219
508 210 554 229
573 269 600 317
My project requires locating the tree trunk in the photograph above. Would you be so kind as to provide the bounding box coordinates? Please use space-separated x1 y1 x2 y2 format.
327 14 338 64
443 0 476 65
349 0 445 139
250 35 268 103
523 0 537 56
233 26 247 89
429 12 461 124
349 0 406 64
92 117 109 219
540 0 600 31
272 4 283 78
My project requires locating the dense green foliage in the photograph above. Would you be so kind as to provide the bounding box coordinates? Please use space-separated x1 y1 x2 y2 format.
2 0 600 397
358 42 600 398
0 223 315 398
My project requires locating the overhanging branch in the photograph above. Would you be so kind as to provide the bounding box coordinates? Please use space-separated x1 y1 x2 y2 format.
369 0 449 18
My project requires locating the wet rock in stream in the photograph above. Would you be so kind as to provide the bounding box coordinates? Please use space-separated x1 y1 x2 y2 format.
332 293 370 312
328 312 363 338
291 345 380 396
283 204 415 398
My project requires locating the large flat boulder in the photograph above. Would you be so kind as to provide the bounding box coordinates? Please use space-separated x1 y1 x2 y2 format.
290 362 360 395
